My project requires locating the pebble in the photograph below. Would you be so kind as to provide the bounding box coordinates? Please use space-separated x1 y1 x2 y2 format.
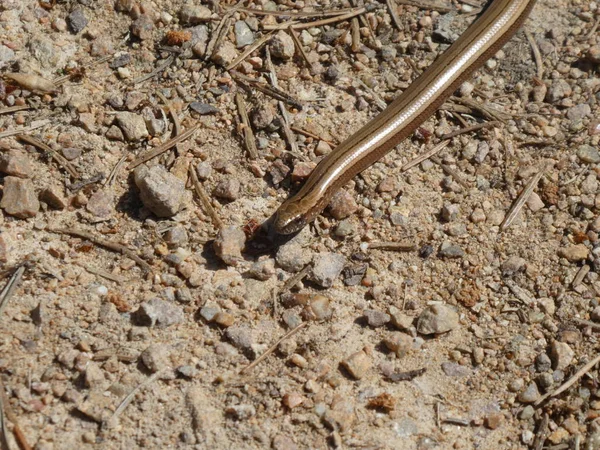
501 256 526 277
234 21 254 47
328 189 358 220
577 144 600 164
591 306 600 322
225 326 254 351
62 147 82 161
334 218 356 238
470 208 486 223
302 294 333 321
341 350 371 379
195 162 212 180
213 226 246 266
364 309 391 328
315 140 332 156
438 242 465 258
441 362 471 378
441 204 460 222
388 306 414 330
519 405 535 420
484 412 504 430
131 15 154 40
213 178 240 201
211 41 238 66
140 344 171 372
164 226 188 247
135 298 184 328
177 365 197 378
416 304 459 335
115 112 148 142
0 177 39 218
246 258 275 281
310 252 346 288
518 383 540 403
535 353 552 372
213 311 235 327
558 244 589 262
282 392 305 409
276 243 312 273
189 102 219 115
272 434 298 450
567 103 591 121
86 190 114 218
0 150 32 178
383 333 412 358
588 45 600 63
179 5 212 25
84 363 105 388
67 9 88 34
526 192 545 212
550 341 574 370
199 305 220 322
251 103 275 129
134 165 185 217
226 404 256 420
545 79 572 103
270 30 295 59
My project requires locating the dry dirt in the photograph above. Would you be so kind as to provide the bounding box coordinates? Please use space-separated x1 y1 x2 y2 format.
1 0 600 449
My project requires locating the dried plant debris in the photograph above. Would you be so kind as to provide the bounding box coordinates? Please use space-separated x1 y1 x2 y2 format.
0 0 599 449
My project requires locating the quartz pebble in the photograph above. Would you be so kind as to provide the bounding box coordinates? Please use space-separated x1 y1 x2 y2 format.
364 309 391 328
417 304 459 335
135 298 184 328
270 30 295 59
310 252 346 288
550 341 574 371
518 383 540 404
0 177 39 218
0 150 32 178
328 189 358 220
141 344 171 372
341 350 371 379
558 244 589 262
134 165 185 217
213 226 246 266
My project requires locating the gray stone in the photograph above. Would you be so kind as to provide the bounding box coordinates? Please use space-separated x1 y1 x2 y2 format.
388 306 414 330
441 362 471 378
84 362 105 388
67 9 88 34
140 344 171 372
0 44 15 69
545 79 572 103
131 15 153 40
364 309 391 328
577 144 600 164
135 298 184 328
225 326 254 351
416 304 459 335
234 21 254 47
213 226 246 266
518 383 540 404
383 333 412 358
213 178 240 201
310 252 346 288
190 102 219 115
0 150 32 178
116 112 148 142
341 350 371 379
179 5 212 25
567 103 591 121
441 203 460 222
211 41 238 66
0 177 39 218
86 190 114 218
134 165 185 217
439 242 464 258
501 256 526 276
276 243 312 273
270 30 295 59
550 341 574 371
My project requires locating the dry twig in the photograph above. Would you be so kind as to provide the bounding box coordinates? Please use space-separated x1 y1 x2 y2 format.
231 71 303 110
128 124 200 170
133 55 175 85
0 119 51 139
235 92 259 159
264 7 369 31
227 6 360 18
368 241 417 252
440 121 500 140
525 29 544 79
17 134 79 178
51 228 153 274
402 140 450 172
226 32 274 71
239 322 307 374
0 378 32 450
500 166 545 231
0 105 30 116
188 164 223 230
0 266 25 320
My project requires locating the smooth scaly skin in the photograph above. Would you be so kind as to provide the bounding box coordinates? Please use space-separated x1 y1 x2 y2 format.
273 0 537 234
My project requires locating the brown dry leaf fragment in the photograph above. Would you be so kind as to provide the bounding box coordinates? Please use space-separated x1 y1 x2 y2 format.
4 73 56 94
165 30 192 45
367 393 396 413
106 291 131 312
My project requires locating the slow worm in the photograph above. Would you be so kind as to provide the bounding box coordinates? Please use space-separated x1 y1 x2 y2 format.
273 0 537 234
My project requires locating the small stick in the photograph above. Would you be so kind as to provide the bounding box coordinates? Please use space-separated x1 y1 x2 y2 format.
226 32 274 71
281 263 312 294
239 322 307 374
504 279 534 306
500 166 545 231
0 266 25 319
532 413 549 450
104 371 164 429
356 78 387 111
396 0 453 13
386 0 403 30
290 126 335 146
368 241 417 252
572 265 590 289
104 154 127 187
288 26 311 67
534 353 600 407
440 121 500 140
448 97 512 122
0 378 32 450
227 6 360 18
17 134 79 178
265 47 299 155
156 91 181 137
573 318 600 331
431 155 470 189
51 228 153 274
0 119 51 139
231 71 303 110
133 55 175 85
0 390 9 450
401 140 450 172
525 30 544 79
66 173 104 192
442 418 470 427
263 7 368 31
206 16 233 60
128 124 200 170
351 17 361 53
0 105 30 115
188 164 223 230
583 16 600 41
235 92 259 160
82 266 127 284
386 367 426 382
